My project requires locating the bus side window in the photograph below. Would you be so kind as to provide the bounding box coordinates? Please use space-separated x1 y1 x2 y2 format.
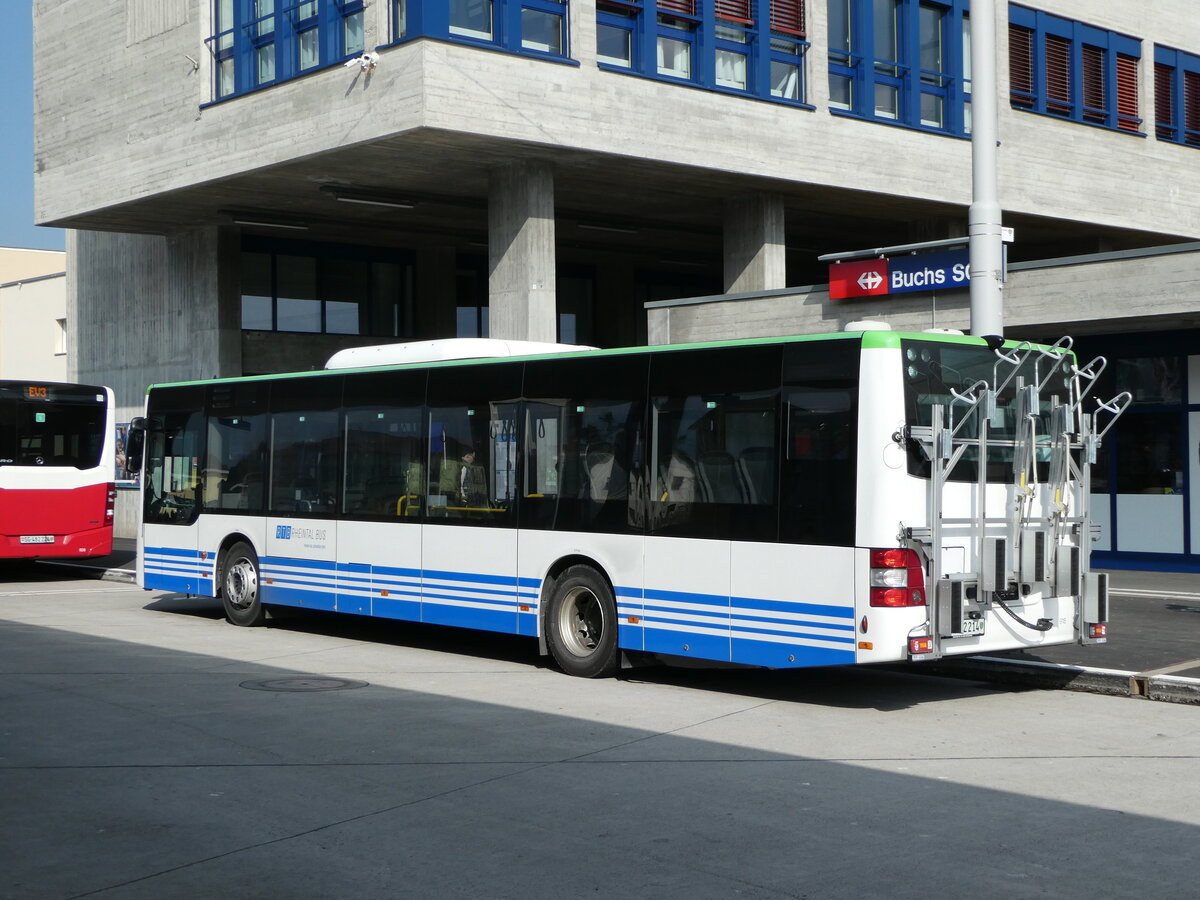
342 370 427 519
426 364 522 526
519 353 647 535
780 340 860 547
647 345 781 541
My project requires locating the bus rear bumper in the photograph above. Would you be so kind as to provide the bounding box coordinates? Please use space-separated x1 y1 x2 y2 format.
1 527 113 560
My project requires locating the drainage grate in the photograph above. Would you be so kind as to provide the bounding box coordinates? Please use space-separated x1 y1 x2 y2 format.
239 677 369 693
1166 605 1200 614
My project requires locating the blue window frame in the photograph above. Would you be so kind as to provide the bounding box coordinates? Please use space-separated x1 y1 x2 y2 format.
828 0 970 136
1008 5 1142 134
390 0 569 60
1154 45 1200 147
207 0 369 99
595 0 811 107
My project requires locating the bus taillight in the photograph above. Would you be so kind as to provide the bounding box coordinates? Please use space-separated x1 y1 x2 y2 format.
104 483 117 527
869 549 926 607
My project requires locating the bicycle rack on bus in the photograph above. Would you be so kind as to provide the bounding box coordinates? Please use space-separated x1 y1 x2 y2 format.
904 338 1131 659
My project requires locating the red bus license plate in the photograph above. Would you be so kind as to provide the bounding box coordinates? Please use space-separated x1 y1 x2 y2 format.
19 535 55 544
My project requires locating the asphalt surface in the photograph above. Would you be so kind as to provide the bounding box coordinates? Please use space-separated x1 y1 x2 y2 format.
26 538 1200 701
2 572 1199 899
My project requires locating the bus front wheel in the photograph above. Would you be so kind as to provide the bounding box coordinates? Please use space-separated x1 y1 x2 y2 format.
221 541 265 627
546 565 619 678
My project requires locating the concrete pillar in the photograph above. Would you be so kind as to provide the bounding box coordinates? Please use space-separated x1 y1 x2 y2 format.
70 226 228 540
488 161 557 342
416 245 458 338
723 193 786 294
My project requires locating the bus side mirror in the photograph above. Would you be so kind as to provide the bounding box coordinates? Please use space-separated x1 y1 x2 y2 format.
125 418 146 476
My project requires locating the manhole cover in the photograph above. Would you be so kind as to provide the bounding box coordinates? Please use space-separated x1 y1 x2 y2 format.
239 677 369 692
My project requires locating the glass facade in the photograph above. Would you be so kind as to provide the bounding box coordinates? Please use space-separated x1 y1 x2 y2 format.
1078 332 1200 567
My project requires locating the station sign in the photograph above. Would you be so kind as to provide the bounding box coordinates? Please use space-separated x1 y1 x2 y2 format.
829 249 971 300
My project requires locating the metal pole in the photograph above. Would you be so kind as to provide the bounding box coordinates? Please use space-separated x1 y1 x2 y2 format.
968 0 1004 338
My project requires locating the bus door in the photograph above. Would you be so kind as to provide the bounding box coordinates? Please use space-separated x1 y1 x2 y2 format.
422 365 523 634
141 386 206 594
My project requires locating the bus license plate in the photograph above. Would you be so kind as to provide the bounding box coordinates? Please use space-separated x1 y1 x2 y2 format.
959 618 985 636
19 535 54 544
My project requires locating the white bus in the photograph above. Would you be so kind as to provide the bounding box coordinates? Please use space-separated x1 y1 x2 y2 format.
129 329 1127 676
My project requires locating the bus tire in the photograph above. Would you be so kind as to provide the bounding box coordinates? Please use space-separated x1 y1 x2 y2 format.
221 541 265 627
546 565 619 678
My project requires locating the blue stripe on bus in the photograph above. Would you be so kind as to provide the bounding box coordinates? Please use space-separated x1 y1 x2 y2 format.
372 564 422 579
422 602 515 632
263 582 336 612
145 546 203 559
731 621 856 643
142 545 861 668
731 637 855 668
144 571 205 594
642 586 726 605
423 568 524 588
421 581 521 600
374 594 421 621
724 619 859 638
420 590 517 609
731 596 855 620
264 555 338 571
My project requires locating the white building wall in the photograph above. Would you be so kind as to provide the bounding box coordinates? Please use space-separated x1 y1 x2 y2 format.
0 248 68 382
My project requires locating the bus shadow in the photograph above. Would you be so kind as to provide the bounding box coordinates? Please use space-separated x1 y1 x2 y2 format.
142 592 1008 711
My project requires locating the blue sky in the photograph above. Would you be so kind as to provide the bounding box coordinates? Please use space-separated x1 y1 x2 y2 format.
1 3 64 251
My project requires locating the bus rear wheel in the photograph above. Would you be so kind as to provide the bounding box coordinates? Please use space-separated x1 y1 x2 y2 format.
546 565 619 678
221 541 265 627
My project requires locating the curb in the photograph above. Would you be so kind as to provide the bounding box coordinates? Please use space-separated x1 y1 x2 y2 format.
924 655 1200 705
36 560 136 585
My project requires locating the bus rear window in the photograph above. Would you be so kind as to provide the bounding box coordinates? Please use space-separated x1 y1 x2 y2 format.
0 399 106 469
901 340 1074 483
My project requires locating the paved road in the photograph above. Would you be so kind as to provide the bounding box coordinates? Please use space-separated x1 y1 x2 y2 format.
1 574 1199 898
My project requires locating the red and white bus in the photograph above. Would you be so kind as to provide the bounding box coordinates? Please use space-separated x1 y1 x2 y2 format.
0 380 117 560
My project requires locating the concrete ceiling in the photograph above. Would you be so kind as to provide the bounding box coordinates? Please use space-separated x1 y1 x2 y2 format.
59 127 1187 283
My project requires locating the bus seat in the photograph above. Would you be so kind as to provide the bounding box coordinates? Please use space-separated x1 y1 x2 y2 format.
737 447 775 504
698 450 749 504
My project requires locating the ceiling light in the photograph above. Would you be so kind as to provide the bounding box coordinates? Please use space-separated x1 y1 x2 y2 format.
231 218 309 231
333 195 416 209
578 223 638 234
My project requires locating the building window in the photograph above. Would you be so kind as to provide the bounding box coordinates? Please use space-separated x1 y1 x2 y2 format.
1008 6 1141 134
206 0 369 99
55 319 67 356
828 0 970 136
835 0 968 129
388 0 569 60
596 0 809 106
239 239 415 338
1154 46 1200 147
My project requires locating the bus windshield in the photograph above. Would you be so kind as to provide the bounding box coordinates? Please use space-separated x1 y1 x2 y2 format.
902 340 1074 482
0 386 107 469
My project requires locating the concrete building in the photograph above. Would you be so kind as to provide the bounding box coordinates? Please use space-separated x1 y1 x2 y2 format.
0 248 68 382
32 0 1200 566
